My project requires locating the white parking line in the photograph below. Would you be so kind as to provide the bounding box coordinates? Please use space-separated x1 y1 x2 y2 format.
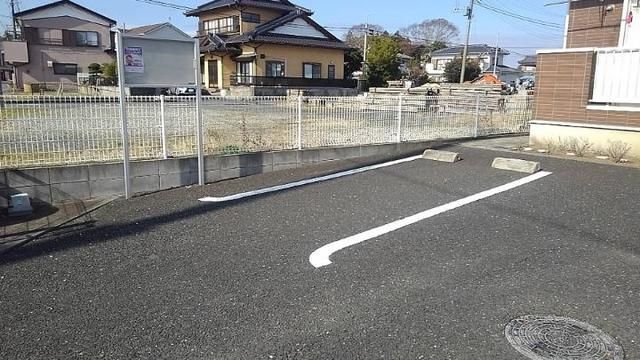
199 155 423 203
309 171 553 268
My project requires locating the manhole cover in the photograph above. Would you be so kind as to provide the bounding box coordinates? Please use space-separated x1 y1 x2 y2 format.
505 315 624 360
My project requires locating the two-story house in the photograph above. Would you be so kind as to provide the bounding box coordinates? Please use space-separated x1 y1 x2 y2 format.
186 0 354 94
425 44 521 84
7 0 116 89
518 55 537 75
532 0 640 158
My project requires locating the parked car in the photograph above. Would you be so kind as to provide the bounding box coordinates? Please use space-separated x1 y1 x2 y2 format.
176 87 210 96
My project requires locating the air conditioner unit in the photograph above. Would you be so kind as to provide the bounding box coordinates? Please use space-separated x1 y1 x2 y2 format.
47 61 53 68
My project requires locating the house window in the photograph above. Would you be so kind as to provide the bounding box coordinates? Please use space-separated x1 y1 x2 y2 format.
203 16 240 35
53 63 78 75
303 63 321 79
327 65 336 79
266 61 285 77
38 28 63 45
236 61 253 84
75 31 99 47
242 12 261 23
435 59 450 71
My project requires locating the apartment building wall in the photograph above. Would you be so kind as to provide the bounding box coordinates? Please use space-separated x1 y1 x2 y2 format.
566 0 624 48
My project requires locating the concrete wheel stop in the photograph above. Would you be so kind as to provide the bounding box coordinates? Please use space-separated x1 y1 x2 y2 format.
422 149 461 163
492 157 541 174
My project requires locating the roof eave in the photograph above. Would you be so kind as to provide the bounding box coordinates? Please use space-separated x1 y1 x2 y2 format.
185 0 303 17
15 0 116 25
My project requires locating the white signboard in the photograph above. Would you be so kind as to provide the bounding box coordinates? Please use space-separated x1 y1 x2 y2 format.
124 47 144 73
118 35 197 87
115 31 204 199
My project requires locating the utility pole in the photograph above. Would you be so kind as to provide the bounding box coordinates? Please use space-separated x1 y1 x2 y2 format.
362 23 370 80
492 34 500 76
459 0 474 84
10 0 18 39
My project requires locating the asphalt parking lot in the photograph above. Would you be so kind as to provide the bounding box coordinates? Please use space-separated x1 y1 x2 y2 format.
1 145 639 359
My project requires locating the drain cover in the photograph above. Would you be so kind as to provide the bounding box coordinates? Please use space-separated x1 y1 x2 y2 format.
505 315 624 360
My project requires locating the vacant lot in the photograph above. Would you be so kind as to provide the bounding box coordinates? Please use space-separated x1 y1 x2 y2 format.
0 96 531 168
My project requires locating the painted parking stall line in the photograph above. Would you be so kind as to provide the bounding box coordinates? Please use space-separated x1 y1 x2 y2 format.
199 155 423 203
309 171 553 268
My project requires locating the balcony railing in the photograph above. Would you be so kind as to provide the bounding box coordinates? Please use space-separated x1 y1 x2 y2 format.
199 26 240 37
591 48 640 105
230 75 357 88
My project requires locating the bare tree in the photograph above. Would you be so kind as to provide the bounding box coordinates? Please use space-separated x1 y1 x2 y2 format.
343 23 386 51
399 18 459 46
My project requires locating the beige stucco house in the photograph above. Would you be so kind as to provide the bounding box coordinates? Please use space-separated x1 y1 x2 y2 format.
186 0 354 92
7 0 116 89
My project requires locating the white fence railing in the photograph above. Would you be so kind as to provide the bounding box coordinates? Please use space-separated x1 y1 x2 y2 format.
592 48 640 104
0 94 533 169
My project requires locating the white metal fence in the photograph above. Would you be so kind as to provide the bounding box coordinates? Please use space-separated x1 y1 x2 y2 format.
0 94 533 169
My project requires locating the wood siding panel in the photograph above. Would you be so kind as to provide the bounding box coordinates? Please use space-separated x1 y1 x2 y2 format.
566 0 623 48
535 52 640 127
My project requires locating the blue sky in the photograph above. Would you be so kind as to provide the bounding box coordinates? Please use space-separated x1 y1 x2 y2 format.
1 0 567 64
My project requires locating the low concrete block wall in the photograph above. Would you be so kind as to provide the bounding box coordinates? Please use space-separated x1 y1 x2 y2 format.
530 121 640 159
1 142 430 210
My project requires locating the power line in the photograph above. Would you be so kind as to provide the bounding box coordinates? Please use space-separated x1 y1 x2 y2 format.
476 0 564 29
480 0 564 35
474 4 562 42
133 0 193 11
490 0 566 20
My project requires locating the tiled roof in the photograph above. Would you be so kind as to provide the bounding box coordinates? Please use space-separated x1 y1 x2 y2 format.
200 10 348 52
432 44 510 57
518 55 537 66
227 34 350 50
199 33 241 53
125 23 167 35
186 0 308 17
15 0 116 24
485 64 521 73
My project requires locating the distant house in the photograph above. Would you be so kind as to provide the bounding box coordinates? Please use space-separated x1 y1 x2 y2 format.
124 23 195 96
125 23 193 41
425 44 521 84
533 0 640 158
518 55 537 75
1 0 116 89
186 0 354 93
0 42 27 86
397 53 413 76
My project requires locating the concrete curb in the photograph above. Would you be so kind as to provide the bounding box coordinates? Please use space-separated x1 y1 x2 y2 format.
492 158 541 174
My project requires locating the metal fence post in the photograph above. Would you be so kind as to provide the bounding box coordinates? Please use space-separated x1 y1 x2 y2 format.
297 95 303 150
474 93 481 138
160 95 168 159
396 94 403 143
116 30 131 199
194 41 205 186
